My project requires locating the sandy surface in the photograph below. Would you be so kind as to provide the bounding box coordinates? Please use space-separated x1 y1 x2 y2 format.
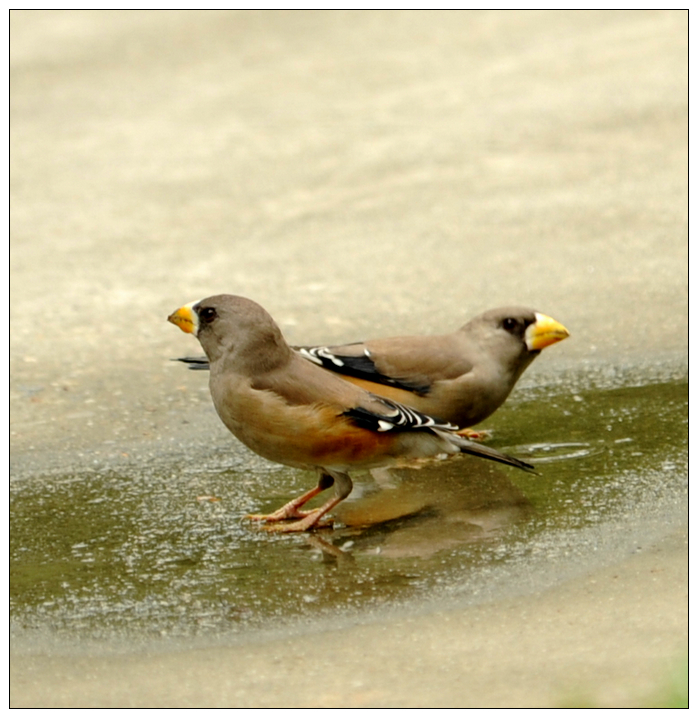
10 10 687 707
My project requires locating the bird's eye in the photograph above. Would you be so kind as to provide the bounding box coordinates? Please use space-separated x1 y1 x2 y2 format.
199 307 217 324
502 317 519 332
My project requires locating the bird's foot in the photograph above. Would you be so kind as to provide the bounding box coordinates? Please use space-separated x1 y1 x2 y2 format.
254 510 335 533
456 427 492 441
246 483 326 523
245 484 342 532
246 506 314 523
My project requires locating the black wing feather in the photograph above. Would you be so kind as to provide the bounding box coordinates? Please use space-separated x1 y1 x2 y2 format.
297 345 430 394
343 397 536 473
343 397 456 433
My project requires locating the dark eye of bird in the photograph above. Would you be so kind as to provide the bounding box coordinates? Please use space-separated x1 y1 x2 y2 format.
199 307 217 324
502 317 519 332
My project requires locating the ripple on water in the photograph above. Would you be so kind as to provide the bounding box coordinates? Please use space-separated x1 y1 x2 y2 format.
505 441 606 463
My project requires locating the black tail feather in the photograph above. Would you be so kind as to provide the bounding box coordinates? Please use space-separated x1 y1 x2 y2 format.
173 356 210 370
434 429 538 474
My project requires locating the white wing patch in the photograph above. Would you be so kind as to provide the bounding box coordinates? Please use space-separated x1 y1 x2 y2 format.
298 347 345 367
376 400 457 433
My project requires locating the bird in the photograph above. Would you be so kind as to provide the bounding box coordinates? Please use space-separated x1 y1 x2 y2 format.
168 294 536 533
175 306 569 431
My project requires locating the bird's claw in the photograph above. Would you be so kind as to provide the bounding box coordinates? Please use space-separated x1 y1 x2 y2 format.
456 427 492 441
249 513 335 533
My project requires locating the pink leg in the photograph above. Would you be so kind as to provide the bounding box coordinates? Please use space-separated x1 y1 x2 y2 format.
246 471 352 532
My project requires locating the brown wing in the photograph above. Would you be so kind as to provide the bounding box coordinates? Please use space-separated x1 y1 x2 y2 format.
295 333 474 396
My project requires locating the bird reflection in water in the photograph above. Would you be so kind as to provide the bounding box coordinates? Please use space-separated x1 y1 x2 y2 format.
306 454 533 560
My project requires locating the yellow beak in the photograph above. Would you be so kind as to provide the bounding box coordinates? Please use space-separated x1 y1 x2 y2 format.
167 302 198 335
525 313 570 351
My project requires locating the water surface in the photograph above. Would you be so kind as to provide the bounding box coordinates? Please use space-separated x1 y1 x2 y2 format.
10 379 687 642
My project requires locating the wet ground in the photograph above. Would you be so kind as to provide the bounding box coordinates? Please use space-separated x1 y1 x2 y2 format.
11 10 687 707
11 378 687 639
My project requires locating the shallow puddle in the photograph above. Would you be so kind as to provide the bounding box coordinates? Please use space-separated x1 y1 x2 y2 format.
10 380 687 641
